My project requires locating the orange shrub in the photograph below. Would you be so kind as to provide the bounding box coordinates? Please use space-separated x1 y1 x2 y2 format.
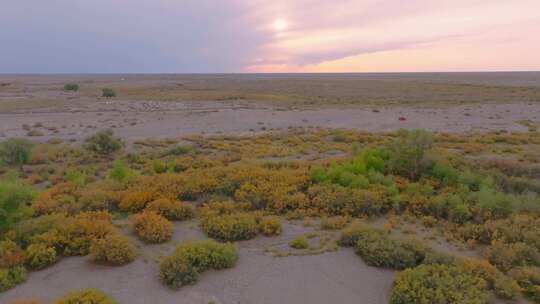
258 216 282 236
0 240 25 267
131 211 173 243
31 182 80 215
118 190 153 212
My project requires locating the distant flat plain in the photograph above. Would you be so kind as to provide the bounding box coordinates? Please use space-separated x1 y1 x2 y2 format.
1 72 539 141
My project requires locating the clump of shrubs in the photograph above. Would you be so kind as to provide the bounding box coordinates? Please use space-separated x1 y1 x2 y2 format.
461 258 521 299
84 130 123 155
509 267 540 303
63 83 79 92
101 88 116 98
131 211 173 243
145 199 195 221
258 216 282 236
339 223 427 269
200 212 258 242
320 216 348 230
0 265 27 292
289 236 309 249
159 240 238 289
0 138 33 170
54 288 117 304
25 244 57 270
0 240 26 268
483 240 539 272
90 234 136 265
390 264 488 304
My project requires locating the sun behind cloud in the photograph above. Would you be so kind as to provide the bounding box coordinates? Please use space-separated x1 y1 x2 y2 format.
272 18 288 32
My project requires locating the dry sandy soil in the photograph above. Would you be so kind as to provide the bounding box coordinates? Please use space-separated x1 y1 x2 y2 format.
0 221 395 304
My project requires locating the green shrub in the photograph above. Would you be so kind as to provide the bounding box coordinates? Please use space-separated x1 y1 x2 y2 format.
159 240 237 289
0 266 27 292
131 211 173 243
258 216 282 236
84 130 123 155
167 145 194 156
200 212 258 241
54 289 117 304
145 199 195 221
0 177 35 232
355 235 427 270
390 264 488 304
90 234 136 265
101 88 116 98
63 83 79 92
107 161 135 184
385 129 433 180
289 236 309 249
342 224 428 269
25 244 57 270
0 138 33 169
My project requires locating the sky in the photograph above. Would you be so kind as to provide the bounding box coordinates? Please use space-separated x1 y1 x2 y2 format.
1 0 539 73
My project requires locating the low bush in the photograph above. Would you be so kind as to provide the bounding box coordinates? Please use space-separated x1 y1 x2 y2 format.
84 130 122 155
90 234 136 265
340 223 428 269
390 264 488 304
509 267 540 303
54 289 117 304
25 244 57 270
63 83 79 92
338 220 369 247
200 212 258 241
119 190 153 212
7 299 42 304
289 236 309 249
320 216 348 230
145 199 195 221
355 232 427 270
0 138 33 170
385 129 434 180
131 211 173 243
258 216 282 236
0 265 27 292
461 258 521 299
101 88 116 98
483 241 540 272
0 240 26 268
159 240 237 289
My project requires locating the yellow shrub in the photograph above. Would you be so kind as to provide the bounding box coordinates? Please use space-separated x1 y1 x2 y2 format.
118 190 153 212
90 234 136 265
145 199 195 221
25 244 57 270
258 216 282 236
54 289 117 304
131 211 173 243
320 216 348 230
461 258 521 299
